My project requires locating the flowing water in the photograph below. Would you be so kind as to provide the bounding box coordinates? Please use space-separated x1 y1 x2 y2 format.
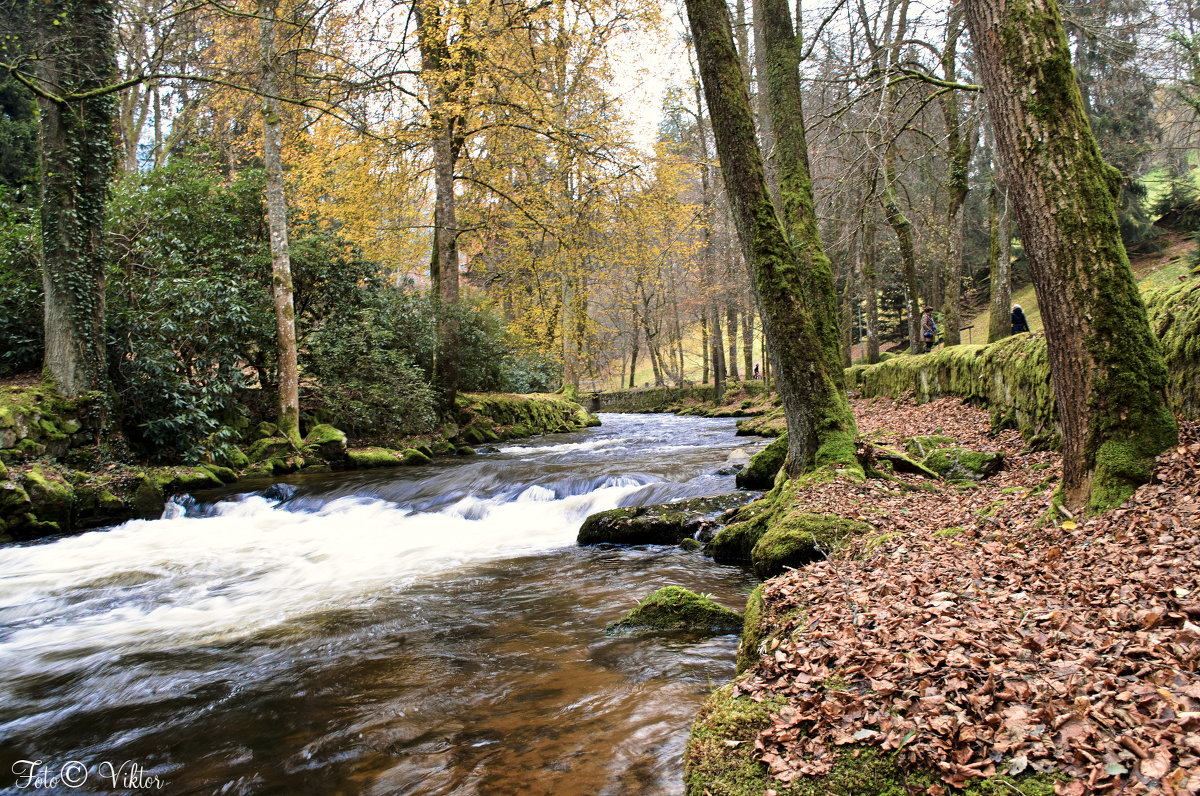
0 414 762 796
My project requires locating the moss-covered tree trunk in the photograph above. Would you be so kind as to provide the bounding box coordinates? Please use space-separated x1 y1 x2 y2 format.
963 0 1177 512
686 0 858 477
35 0 117 400
258 1 301 445
862 219 881 364
938 6 976 348
986 177 1013 343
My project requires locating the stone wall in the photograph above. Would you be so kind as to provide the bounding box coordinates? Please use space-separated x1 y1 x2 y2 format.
845 277 1200 438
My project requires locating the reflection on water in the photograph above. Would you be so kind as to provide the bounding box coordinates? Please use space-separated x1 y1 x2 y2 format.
0 414 762 795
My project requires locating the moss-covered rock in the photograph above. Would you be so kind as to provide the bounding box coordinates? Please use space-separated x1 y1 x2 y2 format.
346 447 406 468
247 436 294 463
903 435 958 457
131 475 166 517
750 513 872 579
0 480 33 517
684 684 787 796
22 466 75 531
922 448 1005 482
205 465 238 484
736 433 787 489
735 405 786 437
577 494 748 546
400 448 431 466
736 585 767 674
608 586 743 632
303 424 347 461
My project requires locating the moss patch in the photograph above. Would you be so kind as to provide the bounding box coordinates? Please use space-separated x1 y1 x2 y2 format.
751 513 872 579
607 586 742 632
683 684 786 796
736 433 788 489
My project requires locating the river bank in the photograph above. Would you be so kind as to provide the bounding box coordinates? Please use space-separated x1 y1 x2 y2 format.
0 386 598 542
683 396 1200 795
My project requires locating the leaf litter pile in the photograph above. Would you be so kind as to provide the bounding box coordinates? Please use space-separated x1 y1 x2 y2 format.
734 397 1200 793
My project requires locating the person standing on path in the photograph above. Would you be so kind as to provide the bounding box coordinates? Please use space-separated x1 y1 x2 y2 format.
921 307 937 353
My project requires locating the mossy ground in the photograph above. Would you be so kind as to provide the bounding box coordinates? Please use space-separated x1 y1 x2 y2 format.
685 685 1063 796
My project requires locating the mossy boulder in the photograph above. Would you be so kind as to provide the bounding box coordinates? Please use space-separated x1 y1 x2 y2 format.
131 475 166 517
161 467 225 491
903 435 958 457
608 586 743 633
400 448 431 466
921 447 1005 482
735 405 786 437
73 480 133 528
205 465 238 484
750 513 872 579
737 585 767 675
684 684 787 795
0 480 33 517
736 433 787 489
0 459 7 481
302 424 348 462
577 494 748 546
247 436 294 463
23 466 74 531
346 447 429 468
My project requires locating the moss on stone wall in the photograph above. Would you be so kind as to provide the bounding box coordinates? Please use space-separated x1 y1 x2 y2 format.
846 336 1057 440
1143 280 1200 420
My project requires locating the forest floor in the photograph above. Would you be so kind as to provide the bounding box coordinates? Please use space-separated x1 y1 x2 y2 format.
734 396 1199 794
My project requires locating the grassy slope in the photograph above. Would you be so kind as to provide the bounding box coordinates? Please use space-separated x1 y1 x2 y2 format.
960 229 1194 337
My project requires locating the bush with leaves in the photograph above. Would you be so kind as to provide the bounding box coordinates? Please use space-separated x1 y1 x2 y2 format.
306 292 438 441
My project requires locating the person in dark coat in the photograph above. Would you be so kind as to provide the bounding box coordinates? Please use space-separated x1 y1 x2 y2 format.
1011 304 1030 334
921 307 937 353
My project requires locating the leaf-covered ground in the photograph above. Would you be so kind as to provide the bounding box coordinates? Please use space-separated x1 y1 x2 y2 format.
735 396 1199 794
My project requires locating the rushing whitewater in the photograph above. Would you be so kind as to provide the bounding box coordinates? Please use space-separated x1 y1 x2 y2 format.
0 413 760 795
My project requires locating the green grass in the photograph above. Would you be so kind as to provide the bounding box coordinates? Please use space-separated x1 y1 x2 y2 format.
961 231 1196 339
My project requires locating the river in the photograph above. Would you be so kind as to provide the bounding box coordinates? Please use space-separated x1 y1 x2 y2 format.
0 414 760 795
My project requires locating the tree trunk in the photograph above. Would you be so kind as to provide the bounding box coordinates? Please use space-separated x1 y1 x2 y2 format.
36 0 116 402
883 153 921 356
751 0 781 206
700 312 709 385
862 220 880 364
415 0 465 408
628 305 639 388
963 0 1177 512
938 4 976 348
710 302 726 401
986 177 1013 343
840 233 857 369
686 0 858 476
742 287 754 380
726 298 740 381
258 2 301 445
